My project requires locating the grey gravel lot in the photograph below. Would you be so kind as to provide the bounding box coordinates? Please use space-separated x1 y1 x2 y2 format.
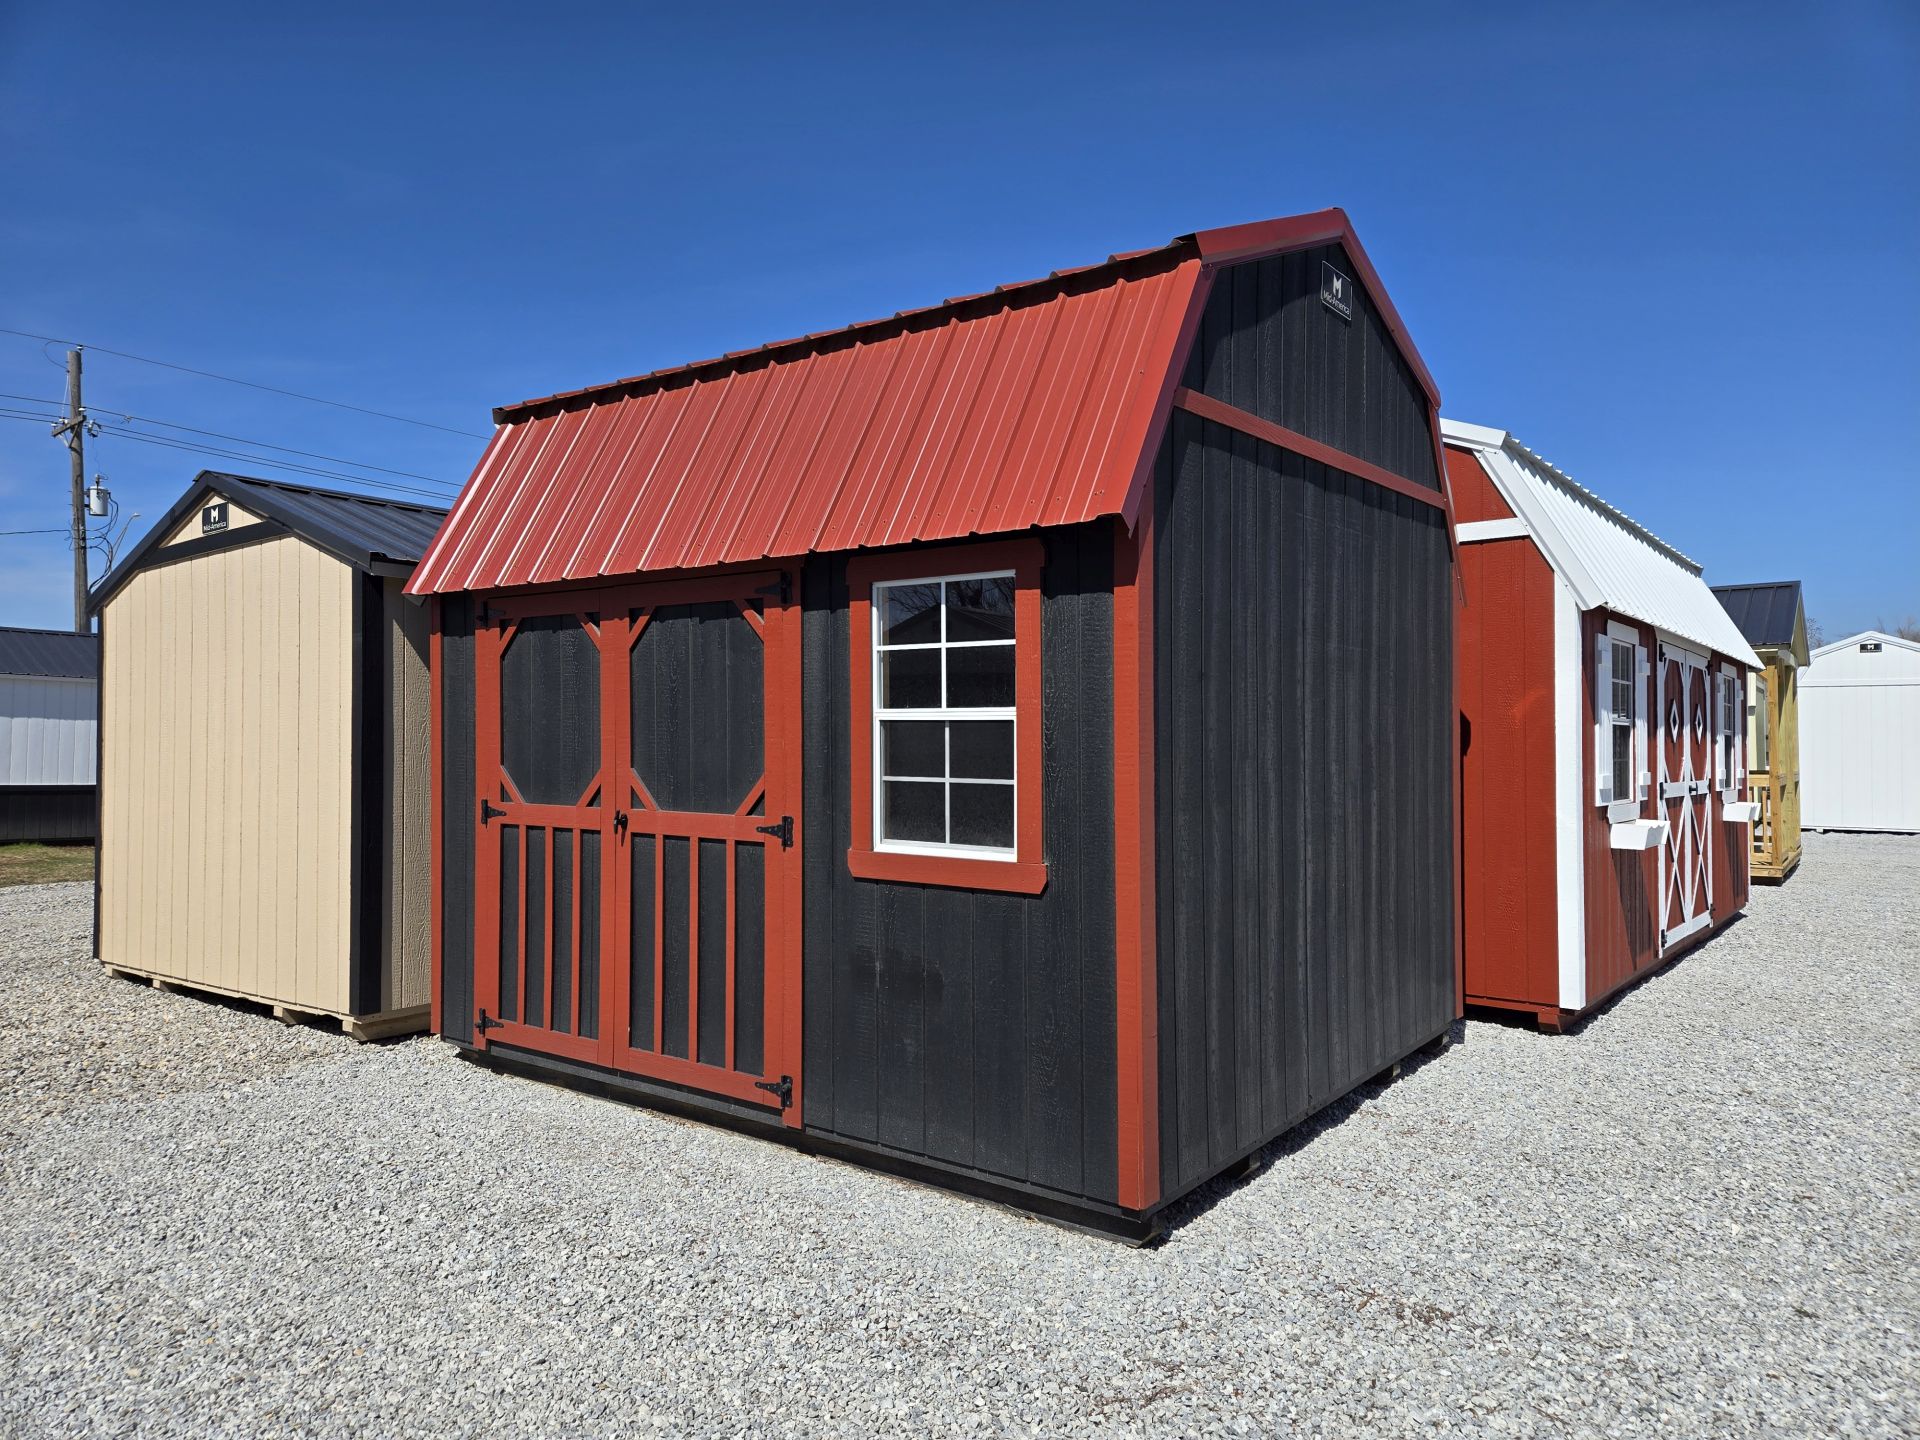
2 834 1915 1439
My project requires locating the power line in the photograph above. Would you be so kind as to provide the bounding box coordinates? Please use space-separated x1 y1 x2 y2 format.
90 408 459 490
6 389 460 488
0 327 490 439
91 424 453 502
0 407 458 502
0 527 69 536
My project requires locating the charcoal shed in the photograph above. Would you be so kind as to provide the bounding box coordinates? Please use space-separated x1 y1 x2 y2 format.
90 473 447 1040
411 211 1461 1239
1447 422 1761 1031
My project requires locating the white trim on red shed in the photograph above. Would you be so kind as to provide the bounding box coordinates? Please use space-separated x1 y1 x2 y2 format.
1441 420 1761 670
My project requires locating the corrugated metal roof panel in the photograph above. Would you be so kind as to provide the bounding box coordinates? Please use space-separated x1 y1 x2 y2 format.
1710 581 1803 652
1442 419 1762 668
215 475 448 566
411 209 1444 596
0 627 98 679
409 257 1201 594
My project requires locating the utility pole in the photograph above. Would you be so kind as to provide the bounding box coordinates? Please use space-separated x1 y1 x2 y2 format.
61 348 88 632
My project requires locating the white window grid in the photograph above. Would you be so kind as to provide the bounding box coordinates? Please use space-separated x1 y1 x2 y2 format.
872 569 1018 859
1719 671 1741 790
1609 638 1635 796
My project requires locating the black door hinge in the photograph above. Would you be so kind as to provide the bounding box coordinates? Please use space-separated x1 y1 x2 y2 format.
476 1009 502 1034
754 1074 793 1108
754 814 793 849
480 797 507 826
753 573 791 606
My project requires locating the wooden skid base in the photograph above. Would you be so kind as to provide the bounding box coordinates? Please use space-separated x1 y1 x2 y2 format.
97 963 429 1043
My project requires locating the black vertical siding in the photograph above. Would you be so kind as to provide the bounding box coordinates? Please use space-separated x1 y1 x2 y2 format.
440 595 476 1045
802 523 1119 1204
1183 243 1439 491
1154 411 1454 1200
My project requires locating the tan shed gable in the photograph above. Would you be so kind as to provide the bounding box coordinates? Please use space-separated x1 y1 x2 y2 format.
160 496 266 547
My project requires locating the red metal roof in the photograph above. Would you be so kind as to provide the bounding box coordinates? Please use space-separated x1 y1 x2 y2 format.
408 210 1433 595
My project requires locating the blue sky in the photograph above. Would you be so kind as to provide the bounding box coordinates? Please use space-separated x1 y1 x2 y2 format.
2 1 1913 637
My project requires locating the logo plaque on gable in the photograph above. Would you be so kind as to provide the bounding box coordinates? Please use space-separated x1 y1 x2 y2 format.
202 501 229 535
1320 261 1354 321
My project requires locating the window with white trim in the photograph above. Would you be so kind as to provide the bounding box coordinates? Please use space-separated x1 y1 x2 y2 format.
1596 627 1647 815
1752 675 1770 773
1608 638 1634 803
872 571 1017 855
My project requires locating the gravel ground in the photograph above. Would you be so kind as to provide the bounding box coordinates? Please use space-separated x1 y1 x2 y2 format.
1 833 1914 1438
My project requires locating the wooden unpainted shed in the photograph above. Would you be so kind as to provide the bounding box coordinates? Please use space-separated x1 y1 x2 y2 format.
90 473 447 1039
0 627 97 843
1447 421 1760 1031
1800 631 1920 835
1711 581 1808 880
410 210 1462 1239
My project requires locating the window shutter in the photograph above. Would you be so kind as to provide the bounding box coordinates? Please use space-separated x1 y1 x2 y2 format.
1728 675 1743 791
1635 644 1651 801
1594 635 1613 805
1736 673 1747 789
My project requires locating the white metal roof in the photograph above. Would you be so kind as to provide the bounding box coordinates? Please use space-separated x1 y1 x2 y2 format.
1442 419 1762 667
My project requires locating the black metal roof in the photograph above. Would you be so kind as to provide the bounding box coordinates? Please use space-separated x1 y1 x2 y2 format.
90 472 449 613
0 626 99 679
1711 581 1804 650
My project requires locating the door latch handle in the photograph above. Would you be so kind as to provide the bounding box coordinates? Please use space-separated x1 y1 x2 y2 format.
614 809 629 842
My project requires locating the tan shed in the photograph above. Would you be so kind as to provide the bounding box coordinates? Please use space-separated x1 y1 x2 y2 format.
89 473 447 1039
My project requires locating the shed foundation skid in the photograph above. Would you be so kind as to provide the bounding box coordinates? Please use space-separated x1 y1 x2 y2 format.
100 961 429 1042
418 211 1462 1236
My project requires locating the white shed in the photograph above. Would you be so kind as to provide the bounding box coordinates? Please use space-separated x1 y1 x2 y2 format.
1800 631 1920 834
0 627 98 842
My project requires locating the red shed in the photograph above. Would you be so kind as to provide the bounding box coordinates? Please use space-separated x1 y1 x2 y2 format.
409 212 1462 1239
1446 421 1761 1030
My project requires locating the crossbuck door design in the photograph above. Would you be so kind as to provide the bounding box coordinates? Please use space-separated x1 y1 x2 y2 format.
1657 642 1714 953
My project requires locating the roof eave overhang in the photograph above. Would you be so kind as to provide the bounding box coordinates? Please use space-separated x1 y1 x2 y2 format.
90 470 408 614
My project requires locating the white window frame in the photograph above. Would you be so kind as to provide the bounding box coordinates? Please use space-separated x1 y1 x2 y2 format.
1717 664 1744 796
1596 620 1649 820
871 568 1019 860
1751 673 1770 774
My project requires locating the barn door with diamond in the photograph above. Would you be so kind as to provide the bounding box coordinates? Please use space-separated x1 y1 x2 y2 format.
1657 641 1714 953
604 572 802 1123
473 600 617 1063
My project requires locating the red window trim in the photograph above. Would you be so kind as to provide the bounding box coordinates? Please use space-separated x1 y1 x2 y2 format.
846 536 1047 895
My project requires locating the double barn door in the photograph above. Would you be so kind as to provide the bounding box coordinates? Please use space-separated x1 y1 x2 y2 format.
472 573 801 1123
1657 642 1714 954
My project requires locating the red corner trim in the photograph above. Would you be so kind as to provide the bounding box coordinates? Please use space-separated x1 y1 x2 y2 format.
846 537 1047 896
1172 389 1448 512
428 600 444 1038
